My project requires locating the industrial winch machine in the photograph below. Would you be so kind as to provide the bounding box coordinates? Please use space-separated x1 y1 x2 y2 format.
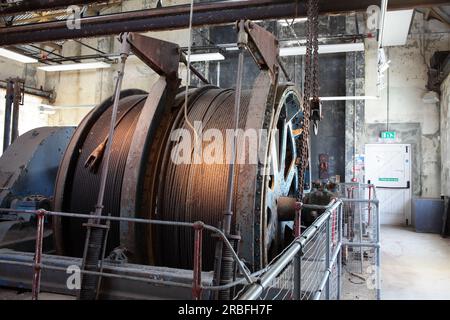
0 21 315 300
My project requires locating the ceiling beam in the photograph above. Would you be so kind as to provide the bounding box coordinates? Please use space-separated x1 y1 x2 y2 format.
0 0 448 46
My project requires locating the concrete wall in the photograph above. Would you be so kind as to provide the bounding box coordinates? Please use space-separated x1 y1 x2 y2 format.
361 12 449 197
441 74 450 197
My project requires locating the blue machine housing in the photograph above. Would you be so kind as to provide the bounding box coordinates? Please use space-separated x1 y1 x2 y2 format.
0 127 75 210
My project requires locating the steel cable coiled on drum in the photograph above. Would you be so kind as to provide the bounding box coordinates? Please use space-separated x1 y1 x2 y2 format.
155 88 251 269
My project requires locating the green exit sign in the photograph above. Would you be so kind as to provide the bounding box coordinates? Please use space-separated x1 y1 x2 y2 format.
381 131 396 139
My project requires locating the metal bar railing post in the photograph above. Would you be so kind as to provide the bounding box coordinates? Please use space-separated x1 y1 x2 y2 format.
293 247 302 300
294 200 303 299
375 201 381 300
95 215 111 300
325 216 330 300
337 203 343 300
368 185 372 226
31 209 45 300
192 222 204 300
358 188 364 274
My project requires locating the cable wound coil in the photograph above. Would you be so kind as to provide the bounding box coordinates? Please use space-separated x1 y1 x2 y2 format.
153 88 251 270
60 94 147 257
58 86 257 271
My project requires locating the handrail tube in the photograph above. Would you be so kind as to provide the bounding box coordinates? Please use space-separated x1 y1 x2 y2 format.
0 207 252 282
313 242 342 300
343 242 381 248
239 200 342 300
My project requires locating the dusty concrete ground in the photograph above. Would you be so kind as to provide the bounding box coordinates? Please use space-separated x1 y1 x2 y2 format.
342 225 450 300
380 225 450 300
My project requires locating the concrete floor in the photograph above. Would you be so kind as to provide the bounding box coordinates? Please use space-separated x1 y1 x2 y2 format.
381 225 450 300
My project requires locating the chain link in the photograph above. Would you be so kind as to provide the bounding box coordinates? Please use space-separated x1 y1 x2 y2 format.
298 0 319 199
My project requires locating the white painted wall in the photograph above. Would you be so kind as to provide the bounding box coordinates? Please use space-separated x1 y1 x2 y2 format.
364 12 449 198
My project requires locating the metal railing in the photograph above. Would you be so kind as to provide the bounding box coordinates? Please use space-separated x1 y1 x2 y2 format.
0 183 380 300
238 183 381 301
0 207 255 300
338 183 381 300
238 200 342 300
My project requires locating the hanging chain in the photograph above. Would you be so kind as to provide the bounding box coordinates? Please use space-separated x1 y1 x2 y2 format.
312 0 320 101
298 0 319 200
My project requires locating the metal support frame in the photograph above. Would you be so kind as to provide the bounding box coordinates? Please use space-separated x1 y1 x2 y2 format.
11 79 21 143
78 34 130 300
2 80 13 152
192 222 204 300
0 207 253 300
31 209 45 300
2 78 23 152
0 80 53 100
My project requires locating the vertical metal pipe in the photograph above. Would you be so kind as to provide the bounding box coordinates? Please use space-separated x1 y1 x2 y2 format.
79 34 130 300
11 80 21 143
93 42 129 220
3 80 13 152
192 222 204 300
224 46 244 233
32 210 45 300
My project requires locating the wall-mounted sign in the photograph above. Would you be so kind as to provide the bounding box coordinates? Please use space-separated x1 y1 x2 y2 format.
381 131 396 140
379 177 399 182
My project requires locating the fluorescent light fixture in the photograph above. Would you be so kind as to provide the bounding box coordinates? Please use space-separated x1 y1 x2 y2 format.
0 48 38 63
319 96 380 101
189 52 225 62
382 10 414 47
38 61 111 72
39 105 56 115
225 46 239 51
280 43 364 56
278 18 308 26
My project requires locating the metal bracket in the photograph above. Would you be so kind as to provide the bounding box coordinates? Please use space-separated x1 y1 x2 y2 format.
124 32 181 89
236 20 283 84
124 32 210 87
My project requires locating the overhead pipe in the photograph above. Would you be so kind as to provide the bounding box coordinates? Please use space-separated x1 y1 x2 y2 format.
0 0 448 46
0 80 53 100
